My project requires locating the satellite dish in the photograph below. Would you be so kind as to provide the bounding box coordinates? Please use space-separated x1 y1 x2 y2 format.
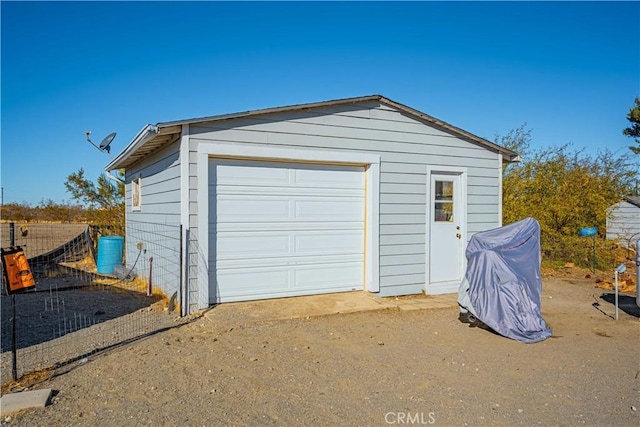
84 131 116 155
99 132 116 153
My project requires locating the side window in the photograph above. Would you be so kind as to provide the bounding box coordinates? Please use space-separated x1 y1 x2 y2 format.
132 177 142 211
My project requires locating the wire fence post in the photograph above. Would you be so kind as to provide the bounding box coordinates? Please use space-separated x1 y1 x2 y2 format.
9 222 15 248
147 257 153 297
11 293 17 381
10 222 18 381
179 224 184 317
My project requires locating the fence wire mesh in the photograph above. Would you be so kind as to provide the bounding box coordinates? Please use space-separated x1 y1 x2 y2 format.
186 229 208 314
124 220 182 304
0 222 201 386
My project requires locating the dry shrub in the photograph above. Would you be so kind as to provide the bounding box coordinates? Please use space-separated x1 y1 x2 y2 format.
0 369 53 394
60 255 97 273
541 233 624 272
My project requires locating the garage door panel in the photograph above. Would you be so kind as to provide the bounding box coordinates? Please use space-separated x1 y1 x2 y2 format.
213 162 291 186
216 230 363 261
215 161 363 188
216 196 291 221
210 159 365 303
294 167 364 189
216 222 362 232
216 196 364 222
215 262 362 302
216 186 363 198
294 199 364 222
216 233 291 259
293 263 363 291
215 268 292 297
218 254 363 269
294 231 363 255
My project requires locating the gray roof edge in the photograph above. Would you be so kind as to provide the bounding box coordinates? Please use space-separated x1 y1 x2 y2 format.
157 94 516 157
376 97 517 158
623 195 640 208
105 124 158 171
107 94 517 171
155 94 383 128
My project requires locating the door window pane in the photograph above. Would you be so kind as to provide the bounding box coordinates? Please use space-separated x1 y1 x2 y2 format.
434 180 454 222
435 180 453 201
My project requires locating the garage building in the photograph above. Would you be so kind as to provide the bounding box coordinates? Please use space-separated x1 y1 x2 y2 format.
105 95 517 314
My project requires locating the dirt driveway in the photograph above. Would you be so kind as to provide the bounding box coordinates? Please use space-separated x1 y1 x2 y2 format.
2 275 639 426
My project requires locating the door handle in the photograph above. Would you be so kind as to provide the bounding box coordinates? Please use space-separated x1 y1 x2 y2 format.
456 233 461 239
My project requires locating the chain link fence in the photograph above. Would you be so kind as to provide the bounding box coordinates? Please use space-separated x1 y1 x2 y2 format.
1 222 203 386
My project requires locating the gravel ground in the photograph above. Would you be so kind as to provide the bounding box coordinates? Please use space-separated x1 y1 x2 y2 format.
1 275 639 427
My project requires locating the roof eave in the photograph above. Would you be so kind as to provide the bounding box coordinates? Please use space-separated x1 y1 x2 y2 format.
155 94 383 129
105 124 159 172
376 96 518 160
623 196 640 208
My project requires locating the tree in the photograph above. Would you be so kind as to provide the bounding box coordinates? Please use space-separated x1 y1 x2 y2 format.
495 123 532 156
623 97 640 154
64 168 125 235
496 123 538 224
497 127 639 268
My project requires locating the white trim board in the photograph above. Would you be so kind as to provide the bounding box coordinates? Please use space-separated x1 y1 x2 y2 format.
196 142 381 308
180 124 190 315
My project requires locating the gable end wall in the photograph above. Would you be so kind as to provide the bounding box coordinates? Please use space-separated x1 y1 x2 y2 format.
607 201 640 243
187 101 503 298
124 140 182 298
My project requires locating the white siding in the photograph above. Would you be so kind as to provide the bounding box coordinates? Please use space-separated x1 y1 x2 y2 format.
188 101 502 297
126 141 181 223
125 141 182 298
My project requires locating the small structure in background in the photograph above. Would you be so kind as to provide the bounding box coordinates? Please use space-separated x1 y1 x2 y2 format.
606 196 640 246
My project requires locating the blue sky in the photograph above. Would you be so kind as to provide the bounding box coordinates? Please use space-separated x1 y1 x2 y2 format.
1 1 638 205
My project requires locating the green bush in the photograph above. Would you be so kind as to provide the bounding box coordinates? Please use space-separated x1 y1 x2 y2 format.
497 125 638 273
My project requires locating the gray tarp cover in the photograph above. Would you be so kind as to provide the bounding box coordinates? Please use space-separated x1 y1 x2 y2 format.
458 217 552 343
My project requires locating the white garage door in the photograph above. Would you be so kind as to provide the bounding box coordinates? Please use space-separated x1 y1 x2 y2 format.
209 159 365 303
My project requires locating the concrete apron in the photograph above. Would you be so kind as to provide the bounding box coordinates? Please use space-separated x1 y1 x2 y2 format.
204 291 458 323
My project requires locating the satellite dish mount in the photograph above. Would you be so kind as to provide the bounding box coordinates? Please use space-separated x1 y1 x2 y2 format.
85 131 116 154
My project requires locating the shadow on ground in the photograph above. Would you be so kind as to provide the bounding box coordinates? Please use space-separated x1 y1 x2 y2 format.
599 293 640 318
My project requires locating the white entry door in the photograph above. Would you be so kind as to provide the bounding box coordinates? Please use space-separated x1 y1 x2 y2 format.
428 172 465 293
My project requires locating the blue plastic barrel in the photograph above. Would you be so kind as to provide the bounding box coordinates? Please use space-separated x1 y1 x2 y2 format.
578 227 598 237
96 236 124 274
